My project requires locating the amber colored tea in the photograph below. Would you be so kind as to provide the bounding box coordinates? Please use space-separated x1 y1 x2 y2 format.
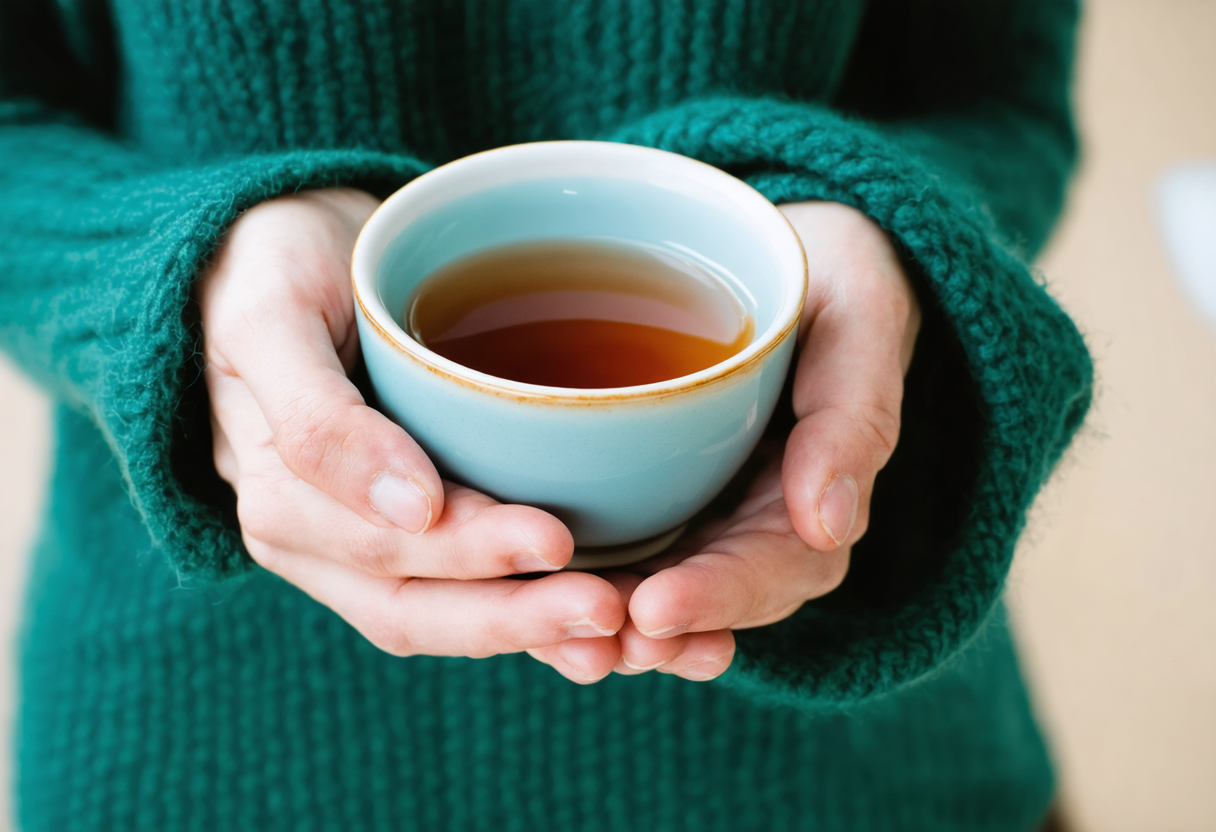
406 240 754 389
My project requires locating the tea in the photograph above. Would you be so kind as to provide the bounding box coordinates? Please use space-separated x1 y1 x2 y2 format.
405 240 753 389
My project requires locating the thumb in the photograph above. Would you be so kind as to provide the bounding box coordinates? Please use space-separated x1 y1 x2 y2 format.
779 211 920 552
256 337 444 535
202 200 445 534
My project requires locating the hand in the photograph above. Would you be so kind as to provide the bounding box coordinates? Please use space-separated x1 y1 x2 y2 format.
199 189 624 659
527 202 921 683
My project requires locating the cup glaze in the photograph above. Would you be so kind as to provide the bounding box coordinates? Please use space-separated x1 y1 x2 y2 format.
352 141 807 565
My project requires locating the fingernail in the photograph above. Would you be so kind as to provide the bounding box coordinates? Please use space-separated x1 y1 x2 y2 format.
682 653 733 681
564 658 601 683
369 474 432 534
622 658 667 671
555 642 604 683
639 623 687 639
511 554 563 573
818 474 858 547
563 617 617 639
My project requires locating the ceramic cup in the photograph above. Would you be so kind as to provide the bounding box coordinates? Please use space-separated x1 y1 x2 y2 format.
352 141 807 568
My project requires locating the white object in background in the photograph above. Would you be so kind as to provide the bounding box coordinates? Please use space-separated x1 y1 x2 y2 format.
1156 162 1216 334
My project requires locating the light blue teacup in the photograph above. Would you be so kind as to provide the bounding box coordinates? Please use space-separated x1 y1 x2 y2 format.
352 141 806 567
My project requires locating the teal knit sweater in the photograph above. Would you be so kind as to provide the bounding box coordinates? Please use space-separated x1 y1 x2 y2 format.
0 1 1092 830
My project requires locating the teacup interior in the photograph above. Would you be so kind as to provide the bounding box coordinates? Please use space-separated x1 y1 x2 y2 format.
375 176 784 345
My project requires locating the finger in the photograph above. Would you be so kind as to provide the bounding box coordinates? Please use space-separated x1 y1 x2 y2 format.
527 638 622 685
216 370 573 576
529 571 641 683
207 366 269 487
778 203 921 552
613 621 687 674
652 630 736 682
603 569 692 674
240 474 575 578
203 236 444 535
261 549 625 659
627 487 849 637
599 573 732 681
615 609 735 680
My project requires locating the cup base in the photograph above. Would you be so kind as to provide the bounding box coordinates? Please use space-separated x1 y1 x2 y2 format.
565 524 688 571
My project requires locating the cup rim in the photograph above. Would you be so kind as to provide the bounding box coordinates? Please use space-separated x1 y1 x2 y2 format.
351 140 808 403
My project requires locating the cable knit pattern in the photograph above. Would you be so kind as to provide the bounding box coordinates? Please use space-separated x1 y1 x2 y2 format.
1 1 1088 829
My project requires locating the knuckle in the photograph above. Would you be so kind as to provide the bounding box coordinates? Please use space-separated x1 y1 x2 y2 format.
259 249 346 319
435 542 480 581
850 400 902 459
445 505 517 580
205 284 292 356
350 550 395 578
737 556 785 623
344 529 403 578
273 397 346 482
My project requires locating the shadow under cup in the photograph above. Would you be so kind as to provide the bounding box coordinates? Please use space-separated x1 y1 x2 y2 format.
353 142 806 565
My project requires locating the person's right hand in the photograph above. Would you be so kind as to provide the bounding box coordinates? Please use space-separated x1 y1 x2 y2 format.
199 188 625 662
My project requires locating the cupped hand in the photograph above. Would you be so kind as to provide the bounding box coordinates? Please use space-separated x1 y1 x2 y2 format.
527 202 921 684
199 189 625 659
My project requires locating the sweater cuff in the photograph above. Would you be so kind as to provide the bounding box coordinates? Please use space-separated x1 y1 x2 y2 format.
103 150 430 582
605 96 1093 707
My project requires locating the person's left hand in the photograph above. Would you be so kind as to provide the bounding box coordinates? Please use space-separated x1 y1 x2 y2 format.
526 202 921 684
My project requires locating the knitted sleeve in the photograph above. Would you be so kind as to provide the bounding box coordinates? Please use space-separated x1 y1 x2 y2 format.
604 0 1092 708
0 7 428 581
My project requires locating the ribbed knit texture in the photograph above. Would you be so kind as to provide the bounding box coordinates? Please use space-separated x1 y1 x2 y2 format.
1 1 1090 829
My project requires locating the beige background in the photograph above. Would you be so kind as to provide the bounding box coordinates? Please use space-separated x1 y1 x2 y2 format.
1005 2 1216 830
2 2 1215 830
